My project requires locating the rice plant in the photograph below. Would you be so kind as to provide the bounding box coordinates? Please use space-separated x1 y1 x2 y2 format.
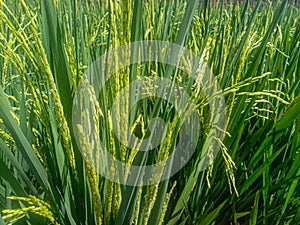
0 0 299 224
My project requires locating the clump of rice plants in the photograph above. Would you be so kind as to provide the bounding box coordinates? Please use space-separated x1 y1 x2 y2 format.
0 0 299 224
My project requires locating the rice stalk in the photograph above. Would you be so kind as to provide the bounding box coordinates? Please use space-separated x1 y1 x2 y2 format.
2 196 59 225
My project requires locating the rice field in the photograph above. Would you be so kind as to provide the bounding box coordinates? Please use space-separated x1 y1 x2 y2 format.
0 0 300 224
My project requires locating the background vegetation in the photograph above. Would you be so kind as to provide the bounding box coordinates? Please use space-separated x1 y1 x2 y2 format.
0 0 299 224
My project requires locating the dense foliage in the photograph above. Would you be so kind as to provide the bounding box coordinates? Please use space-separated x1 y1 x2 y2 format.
0 0 299 224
